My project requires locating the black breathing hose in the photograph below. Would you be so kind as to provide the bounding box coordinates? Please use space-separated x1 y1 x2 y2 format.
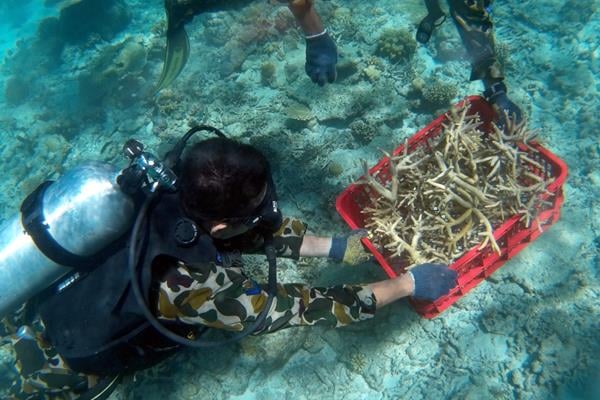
163 125 227 169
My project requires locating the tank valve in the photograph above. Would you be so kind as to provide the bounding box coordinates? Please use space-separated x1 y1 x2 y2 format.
118 139 178 194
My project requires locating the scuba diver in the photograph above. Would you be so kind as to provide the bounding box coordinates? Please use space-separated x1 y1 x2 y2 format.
156 0 338 91
0 127 457 400
416 0 523 125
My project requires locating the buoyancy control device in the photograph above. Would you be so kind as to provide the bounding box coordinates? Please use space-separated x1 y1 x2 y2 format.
0 125 280 348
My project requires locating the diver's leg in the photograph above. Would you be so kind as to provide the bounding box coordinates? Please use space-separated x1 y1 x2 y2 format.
447 0 522 123
166 0 254 31
416 0 447 43
447 0 502 83
6 318 93 400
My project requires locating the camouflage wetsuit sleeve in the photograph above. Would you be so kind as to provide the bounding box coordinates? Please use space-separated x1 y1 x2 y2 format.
447 0 503 81
157 259 377 334
214 216 308 260
272 216 309 258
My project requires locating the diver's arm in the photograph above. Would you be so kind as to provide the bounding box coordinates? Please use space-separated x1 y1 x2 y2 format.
284 0 337 86
286 0 324 36
157 261 456 334
299 231 371 266
368 274 414 308
298 235 331 257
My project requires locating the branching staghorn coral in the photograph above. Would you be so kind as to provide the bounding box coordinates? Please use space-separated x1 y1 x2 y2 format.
359 102 554 269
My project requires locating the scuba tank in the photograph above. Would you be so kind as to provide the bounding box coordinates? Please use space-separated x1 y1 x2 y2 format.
0 162 136 319
0 135 179 320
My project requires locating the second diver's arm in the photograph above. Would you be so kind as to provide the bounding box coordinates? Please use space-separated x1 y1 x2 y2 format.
281 0 337 86
286 0 325 36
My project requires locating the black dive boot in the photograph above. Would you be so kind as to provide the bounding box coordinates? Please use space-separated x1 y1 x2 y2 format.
416 0 446 44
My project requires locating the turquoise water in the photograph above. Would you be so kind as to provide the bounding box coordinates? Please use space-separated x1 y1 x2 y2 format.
0 0 598 399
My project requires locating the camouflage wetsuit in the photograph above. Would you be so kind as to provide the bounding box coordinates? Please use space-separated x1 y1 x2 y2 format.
0 217 376 400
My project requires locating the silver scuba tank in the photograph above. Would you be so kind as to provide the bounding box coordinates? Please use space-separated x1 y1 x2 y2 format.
0 162 136 319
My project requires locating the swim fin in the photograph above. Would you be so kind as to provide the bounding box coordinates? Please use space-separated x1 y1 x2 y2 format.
154 26 190 93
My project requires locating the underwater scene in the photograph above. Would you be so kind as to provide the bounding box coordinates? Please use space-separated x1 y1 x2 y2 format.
0 0 598 399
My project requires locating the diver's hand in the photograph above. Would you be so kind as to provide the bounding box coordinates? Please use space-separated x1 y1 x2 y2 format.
484 81 523 129
305 30 337 86
408 263 457 302
329 229 371 266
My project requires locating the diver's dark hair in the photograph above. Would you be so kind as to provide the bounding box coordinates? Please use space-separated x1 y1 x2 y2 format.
179 137 270 222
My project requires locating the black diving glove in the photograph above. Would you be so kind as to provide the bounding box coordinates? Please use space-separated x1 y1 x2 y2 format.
305 30 337 86
408 263 458 302
484 81 523 129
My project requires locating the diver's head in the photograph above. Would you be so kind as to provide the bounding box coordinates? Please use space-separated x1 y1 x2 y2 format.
179 137 272 239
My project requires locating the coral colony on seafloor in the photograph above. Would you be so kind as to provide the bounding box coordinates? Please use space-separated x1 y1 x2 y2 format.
359 101 554 269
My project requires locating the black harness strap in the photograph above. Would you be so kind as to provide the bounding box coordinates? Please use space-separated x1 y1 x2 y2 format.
20 181 97 269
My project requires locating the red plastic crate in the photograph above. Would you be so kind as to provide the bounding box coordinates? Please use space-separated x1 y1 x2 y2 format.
336 96 568 318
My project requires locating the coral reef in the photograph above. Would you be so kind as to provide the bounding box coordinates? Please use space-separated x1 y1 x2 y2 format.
349 118 378 145
330 7 360 41
57 0 130 44
284 101 315 128
361 65 381 82
346 351 367 373
327 161 344 177
495 41 510 70
3 76 29 106
359 102 553 267
260 62 277 86
336 59 359 82
421 79 458 108
375 28 416 64
0 1 597 399
3 0 130 74
559 0 597 31
78 36 149 108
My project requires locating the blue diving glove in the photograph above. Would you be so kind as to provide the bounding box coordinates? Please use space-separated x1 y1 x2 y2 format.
305 29 337 86
329 229 371 265
484 81 523 129
408 263 458 302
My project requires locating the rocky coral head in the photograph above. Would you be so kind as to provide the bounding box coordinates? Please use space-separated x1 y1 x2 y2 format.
3 76 30 106
375 28 417 64
421 79 458 108
57 0 131 44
